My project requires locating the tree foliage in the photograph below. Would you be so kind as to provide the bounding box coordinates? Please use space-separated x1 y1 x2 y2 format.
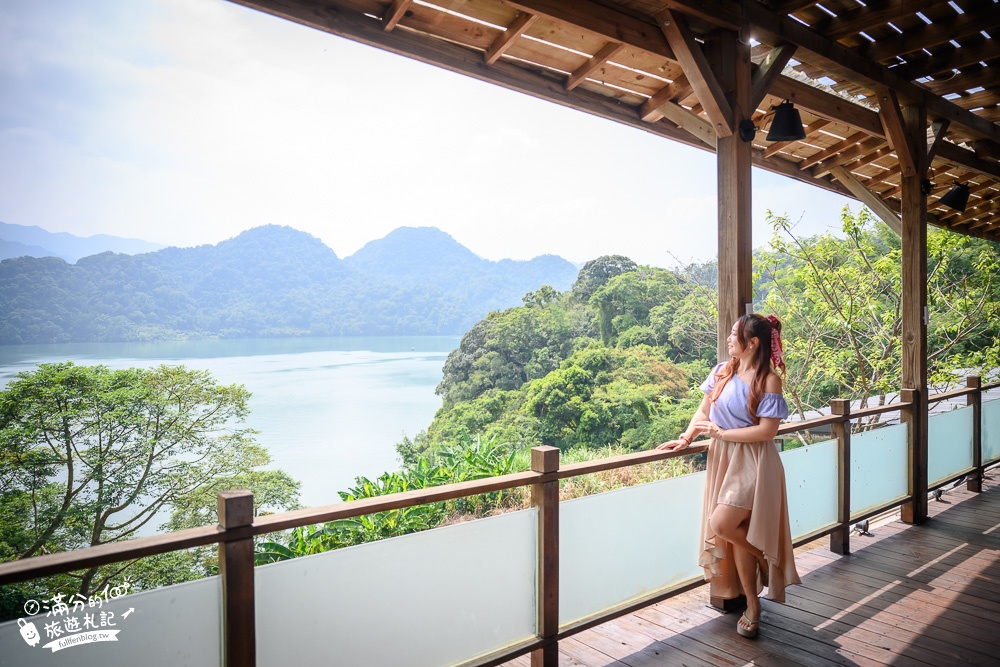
0 362 299 619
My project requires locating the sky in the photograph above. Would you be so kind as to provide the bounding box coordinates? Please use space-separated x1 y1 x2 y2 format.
0 0 858 267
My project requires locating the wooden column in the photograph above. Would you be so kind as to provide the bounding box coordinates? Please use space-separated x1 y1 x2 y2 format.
710 30 753 361
899 102 929 525
530 446 560 667
830 399 852 555
218 490 256 667
967 376 983 493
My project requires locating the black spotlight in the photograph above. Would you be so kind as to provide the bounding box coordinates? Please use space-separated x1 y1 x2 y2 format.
766 101 806 142
940 182 970 212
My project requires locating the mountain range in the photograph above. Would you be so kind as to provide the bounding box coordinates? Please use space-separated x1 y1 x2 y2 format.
0 221 164 263
0 224 578 344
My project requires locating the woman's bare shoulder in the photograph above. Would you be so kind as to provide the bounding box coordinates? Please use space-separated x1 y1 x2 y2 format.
765 372 783 393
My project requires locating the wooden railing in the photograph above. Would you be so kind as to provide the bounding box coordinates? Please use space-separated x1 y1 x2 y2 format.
1 377 998 667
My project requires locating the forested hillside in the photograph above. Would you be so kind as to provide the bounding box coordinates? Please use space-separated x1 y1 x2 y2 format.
0 225 577 344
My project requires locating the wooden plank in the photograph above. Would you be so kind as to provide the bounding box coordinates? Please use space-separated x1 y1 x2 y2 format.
657 9 734 137
218 490 256 667
654 100 718 148
862 3 1000 62
750 43 797 110
639 75 690 121
505 0 676 61
531 446 560 667
485 11 538 65
831 165 902 234
798 131 869 170
565 41 624 90
874 85 917 179
765 117 830 157
811 136 887 178
382 0 414 32
926 119 950 164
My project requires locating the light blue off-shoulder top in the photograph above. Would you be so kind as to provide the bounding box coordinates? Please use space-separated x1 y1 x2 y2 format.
700 363 789 430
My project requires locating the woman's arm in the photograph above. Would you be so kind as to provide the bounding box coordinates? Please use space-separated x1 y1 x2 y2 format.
656 393 712 451
697 373 784 442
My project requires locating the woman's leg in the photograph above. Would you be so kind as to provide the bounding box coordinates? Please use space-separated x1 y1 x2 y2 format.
710 504 765 625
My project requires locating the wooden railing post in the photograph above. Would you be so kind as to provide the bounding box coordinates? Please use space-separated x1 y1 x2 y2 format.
530 446 560 667
900 388 928 524
967 376 983 493
218 490 256 667
830 399 851 555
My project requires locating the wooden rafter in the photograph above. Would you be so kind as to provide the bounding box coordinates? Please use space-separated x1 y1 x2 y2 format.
875 86 917 179
742 1 1000 144
811 136 887 179
656 101 718 148
485 11 537 65
816 0 911 41
863 4 1000 63
926 119 950 163
566 41 624 91
640 75 691 122
657 9 734 137
750 43 797 110
892 34 1000 81
382 0 414 32
798 131 868 171
763 117 828 157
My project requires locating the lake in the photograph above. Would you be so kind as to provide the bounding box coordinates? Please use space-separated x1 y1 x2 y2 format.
0 336 460 508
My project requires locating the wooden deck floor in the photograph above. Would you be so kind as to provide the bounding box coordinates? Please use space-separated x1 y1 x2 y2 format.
502 475 1000 667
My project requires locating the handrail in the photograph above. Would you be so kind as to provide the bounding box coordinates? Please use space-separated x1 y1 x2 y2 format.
926 386 976 405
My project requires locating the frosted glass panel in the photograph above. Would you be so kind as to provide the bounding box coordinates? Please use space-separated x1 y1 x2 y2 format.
256 508 537 667
560 471 705 627
984 397 1000 464
928 406 974 486
852 423 909 517
780 439 839 540
0 576 221 667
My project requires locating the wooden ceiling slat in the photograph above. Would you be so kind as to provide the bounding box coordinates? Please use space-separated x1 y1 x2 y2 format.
863 2 1000 63
640 75 691 121
798 131 869 171
811 136 888 179
763 117 830 158
891 33 1000 81
923 63 1000 96
817 0 915 41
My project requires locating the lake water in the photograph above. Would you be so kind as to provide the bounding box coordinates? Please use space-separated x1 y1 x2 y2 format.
0 336 459 508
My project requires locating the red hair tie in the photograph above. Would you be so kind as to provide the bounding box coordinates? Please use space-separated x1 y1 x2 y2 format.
766 315 785 372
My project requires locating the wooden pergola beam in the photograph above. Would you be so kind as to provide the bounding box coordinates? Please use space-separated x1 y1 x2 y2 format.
741 0 1000 144
640 75 691 122
926 119 950 164
657 9 734 137
863 4 1000 62
566 41 624 91
750 43 797 110
874 86 917 179
485 11 538 65
382 0 414 32
655 100 718 148
831 165 901 235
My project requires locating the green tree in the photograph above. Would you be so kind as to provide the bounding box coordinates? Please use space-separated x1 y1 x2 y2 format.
758 207 1000 422
0 362 299 616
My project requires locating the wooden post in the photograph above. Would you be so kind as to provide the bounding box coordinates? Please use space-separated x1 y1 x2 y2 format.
830 399 852 555
218 490 256 667
710 29 753 362
967 376 983 493
531 446 560 667
900 388 926 524
899 101 928 525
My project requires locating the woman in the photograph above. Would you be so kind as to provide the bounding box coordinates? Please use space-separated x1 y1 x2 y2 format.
657 313 800 639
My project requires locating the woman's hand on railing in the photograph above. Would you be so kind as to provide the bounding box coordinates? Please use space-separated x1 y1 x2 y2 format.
656 434 691 451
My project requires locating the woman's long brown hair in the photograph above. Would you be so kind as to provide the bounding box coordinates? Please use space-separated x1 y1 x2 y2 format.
708 313 783 424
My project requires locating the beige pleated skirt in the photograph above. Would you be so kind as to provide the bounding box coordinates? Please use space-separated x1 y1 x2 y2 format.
700 437 801 602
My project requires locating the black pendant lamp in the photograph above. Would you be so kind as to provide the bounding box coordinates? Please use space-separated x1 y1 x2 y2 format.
940 182 970 212
766 101 807 141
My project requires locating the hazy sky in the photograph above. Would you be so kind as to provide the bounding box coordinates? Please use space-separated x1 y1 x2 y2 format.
0 0 857 266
